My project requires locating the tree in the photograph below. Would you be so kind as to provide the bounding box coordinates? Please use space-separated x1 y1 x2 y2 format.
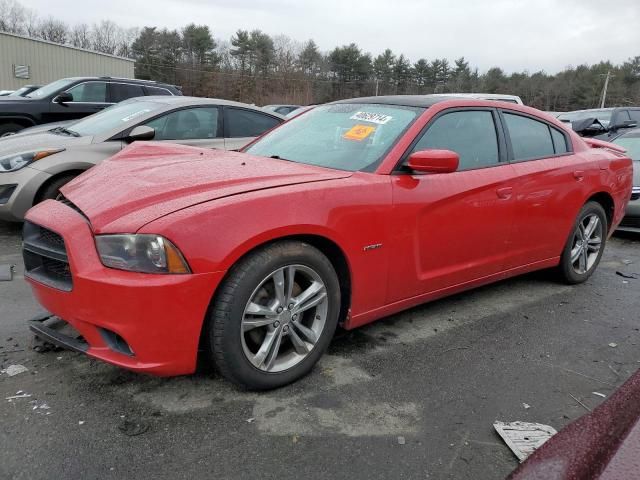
413 59 431 90
250 30 275 77
373 49 395 85
182 24 216 65
0 0 26 34
37 17 68 43
230 29 252 73
298 39 322 75
393 54 411 93
92 20 118 54
70 23 92 49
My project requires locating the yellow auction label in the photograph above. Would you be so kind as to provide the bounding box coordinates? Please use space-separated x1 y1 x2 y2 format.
343 124 376 141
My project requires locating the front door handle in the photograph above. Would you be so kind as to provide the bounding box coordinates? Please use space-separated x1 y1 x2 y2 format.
573 170 585 181
496 187 513 199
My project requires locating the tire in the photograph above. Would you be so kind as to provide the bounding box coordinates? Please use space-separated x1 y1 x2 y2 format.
0 122 24 137
209 240 341 390
34 174 78 205
558 201 607 284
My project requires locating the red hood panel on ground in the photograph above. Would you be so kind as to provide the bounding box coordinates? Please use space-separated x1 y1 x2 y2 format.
60 142 351 233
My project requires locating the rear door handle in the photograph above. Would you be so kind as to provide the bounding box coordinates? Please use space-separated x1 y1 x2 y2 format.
496 187 513 199
573 170 585 181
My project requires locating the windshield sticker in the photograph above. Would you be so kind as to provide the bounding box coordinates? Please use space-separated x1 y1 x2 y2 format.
122 109 152 122
350 112 392 125
343 124 376 141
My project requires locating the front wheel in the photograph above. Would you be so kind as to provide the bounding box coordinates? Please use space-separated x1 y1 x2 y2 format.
208 241 341 390
558 201 607 284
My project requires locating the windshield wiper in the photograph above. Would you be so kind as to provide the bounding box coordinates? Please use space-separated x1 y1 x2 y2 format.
269 155 292 162
51 126 80 137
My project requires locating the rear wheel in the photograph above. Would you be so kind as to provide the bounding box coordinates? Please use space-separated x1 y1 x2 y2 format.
558 201 607 284
209 241 340 390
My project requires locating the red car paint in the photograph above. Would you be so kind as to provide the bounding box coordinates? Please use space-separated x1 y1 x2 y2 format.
510 368 640 480
23 99 633 376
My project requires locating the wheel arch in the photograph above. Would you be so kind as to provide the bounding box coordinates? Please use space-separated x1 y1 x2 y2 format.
586 191 614 232
34 169 86 204
0 116 37 128
196 233 353 369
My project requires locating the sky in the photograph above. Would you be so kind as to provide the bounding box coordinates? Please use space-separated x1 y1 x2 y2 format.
20 0 640 73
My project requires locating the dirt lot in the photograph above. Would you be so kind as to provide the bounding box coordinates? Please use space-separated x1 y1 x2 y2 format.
1 220 639 480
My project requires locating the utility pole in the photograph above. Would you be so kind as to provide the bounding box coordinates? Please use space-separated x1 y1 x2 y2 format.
600 71 612 108
375 78 379 96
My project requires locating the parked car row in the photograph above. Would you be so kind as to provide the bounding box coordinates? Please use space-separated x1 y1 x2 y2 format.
18 94 633 390
0 96 284 221
558 107 640 140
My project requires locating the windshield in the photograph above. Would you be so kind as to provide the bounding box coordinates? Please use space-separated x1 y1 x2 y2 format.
26 78 75 99
558 110 613 127
10 87 30 97
66 101 163 137
613 135 640 161
245 103 422 171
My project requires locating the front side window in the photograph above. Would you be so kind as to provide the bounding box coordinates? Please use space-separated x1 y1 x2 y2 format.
145 107 220 140
67 82 108 103
245 103 422 172
27 78 75 98
503 113 555 161
411 110 500 171
226 108 281 138
110 83 145 103
628 110 640 122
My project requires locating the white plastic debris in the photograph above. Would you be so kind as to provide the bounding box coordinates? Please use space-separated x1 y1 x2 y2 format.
494 421 558 462
78 421 85 425
522 403 531 409
592 392 606 398
246 418 255 423
397 436 406 445
4 364 28 377
609 343 618 348
5 393 31 400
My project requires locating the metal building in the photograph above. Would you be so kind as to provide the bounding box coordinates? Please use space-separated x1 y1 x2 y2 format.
0 32 135 90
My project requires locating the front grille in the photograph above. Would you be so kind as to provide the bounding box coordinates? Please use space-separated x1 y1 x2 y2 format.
22 222 72 291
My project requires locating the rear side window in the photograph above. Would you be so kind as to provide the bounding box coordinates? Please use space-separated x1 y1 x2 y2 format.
225 108 281 138
110 83 145 103
503 113 554 161
629 110 640 122
146 86 173 96
411 110 500 171
550 127 569 154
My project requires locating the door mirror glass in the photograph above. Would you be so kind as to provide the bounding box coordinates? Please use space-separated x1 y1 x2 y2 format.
128 125 155 141
408 150 459 174
53 91 73 104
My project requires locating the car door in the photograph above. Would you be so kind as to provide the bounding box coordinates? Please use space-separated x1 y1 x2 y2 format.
388 108 519 302
142 106 225 149
48 81 111 122
223 107 283 150
500 110 592 267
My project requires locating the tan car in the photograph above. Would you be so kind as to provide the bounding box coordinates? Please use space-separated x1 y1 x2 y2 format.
0 96 283 222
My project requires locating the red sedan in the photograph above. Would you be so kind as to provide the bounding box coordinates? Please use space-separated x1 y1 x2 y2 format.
22 96 633 389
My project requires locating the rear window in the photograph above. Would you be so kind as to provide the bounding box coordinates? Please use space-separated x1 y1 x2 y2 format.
503 113 555 161
225 108 281 138
146 86 173 96
111 83 145 102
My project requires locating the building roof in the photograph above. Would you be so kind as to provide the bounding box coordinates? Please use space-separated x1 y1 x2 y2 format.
0 31 135 62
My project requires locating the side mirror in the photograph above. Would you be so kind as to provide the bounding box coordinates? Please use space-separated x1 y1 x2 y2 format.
53 91 73 104
407 149 459 174
127 125 155 142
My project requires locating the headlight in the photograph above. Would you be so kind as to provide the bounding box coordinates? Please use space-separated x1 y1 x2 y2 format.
0 149 64 172
95 234 191 274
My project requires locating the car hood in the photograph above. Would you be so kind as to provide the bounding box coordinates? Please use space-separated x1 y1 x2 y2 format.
0 131 91 156
60 142 353 233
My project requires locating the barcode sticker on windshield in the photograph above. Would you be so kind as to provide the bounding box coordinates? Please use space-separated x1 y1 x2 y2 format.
350 112 392 125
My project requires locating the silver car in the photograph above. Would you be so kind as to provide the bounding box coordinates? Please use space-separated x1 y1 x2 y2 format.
0 96 283 221
612 129 640 232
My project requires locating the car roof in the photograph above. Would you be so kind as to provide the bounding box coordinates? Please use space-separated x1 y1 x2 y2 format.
130 96 282 113
331 94 524 108
61 76 176 87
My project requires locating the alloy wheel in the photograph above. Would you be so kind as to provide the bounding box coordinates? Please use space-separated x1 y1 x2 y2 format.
570 213 603 275
240 264 328 373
